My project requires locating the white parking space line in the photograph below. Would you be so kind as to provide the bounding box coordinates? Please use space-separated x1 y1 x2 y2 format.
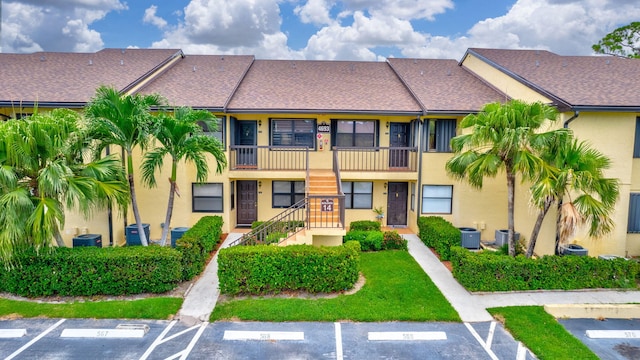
61 328 147 338
223 330 305 341
485 321 496 349
368 331 447 341
140 321 178 360
334 323 343 360
464 323 499 360
516 342 527 360
6 319 66 360
177 322 207 360
0 329 27 338
586 330 640 339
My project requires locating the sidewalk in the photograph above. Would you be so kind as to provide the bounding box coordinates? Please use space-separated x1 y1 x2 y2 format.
178 232 640 325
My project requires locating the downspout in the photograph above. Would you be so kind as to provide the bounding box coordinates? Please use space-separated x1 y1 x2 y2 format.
416 115 425 227
563 110 579 128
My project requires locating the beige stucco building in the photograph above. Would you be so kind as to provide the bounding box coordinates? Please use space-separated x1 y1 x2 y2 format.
1 47 639 257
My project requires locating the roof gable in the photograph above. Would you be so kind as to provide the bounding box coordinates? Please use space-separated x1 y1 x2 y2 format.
138 54 255 110
0 49 182 106
468 48 640 109
388 58 505 113
226 59 422 114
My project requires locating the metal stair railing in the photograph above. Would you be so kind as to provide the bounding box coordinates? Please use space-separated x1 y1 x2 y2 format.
228 198 308 246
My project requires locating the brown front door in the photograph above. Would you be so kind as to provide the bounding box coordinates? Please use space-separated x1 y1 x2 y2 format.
237 180 258 226
387 182 408 226
389 123 410 168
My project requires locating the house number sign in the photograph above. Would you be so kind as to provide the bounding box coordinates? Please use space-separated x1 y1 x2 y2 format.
317 122 330 133
321 199 334 212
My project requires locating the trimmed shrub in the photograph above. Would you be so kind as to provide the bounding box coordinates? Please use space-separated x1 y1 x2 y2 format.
382 230 408 250
418 216 460 260
344 230 383 251
176 216 224 280
0 246 182 297
218 241 360 295
450 246 640 292
349 220 381 231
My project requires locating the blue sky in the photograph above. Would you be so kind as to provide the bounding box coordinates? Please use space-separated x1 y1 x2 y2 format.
2 0 639 60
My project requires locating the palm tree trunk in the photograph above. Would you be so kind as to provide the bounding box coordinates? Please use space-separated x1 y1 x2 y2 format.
160 161 178 246
506 167 516 257
127 152 148 246
526 197 553 258
554 199 563 254
54 228 66 247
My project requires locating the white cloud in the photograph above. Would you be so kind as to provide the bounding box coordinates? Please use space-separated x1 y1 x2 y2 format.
400 0 640 60
294 0 334 26
143 5 168 29
1 0 126 53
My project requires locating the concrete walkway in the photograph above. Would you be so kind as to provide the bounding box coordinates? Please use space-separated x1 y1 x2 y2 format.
178 232 640 325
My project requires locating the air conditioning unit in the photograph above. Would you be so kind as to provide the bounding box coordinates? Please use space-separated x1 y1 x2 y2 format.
458 227 481 249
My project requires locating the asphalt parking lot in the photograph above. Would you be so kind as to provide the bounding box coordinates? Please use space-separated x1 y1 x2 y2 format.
559 318 640 360
0 319 536 359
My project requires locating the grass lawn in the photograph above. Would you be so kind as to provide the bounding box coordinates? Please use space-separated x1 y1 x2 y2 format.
210 250 460 322
488 306 598 360
0 297 183 320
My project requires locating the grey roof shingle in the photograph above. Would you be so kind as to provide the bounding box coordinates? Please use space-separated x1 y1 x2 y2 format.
388 58 505 113
0 48 182 105
226 59 423 114
138 54 254 109
467 48 640 108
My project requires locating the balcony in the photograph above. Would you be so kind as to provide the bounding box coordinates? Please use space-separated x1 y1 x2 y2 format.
230 145 309 171
334 146 418 172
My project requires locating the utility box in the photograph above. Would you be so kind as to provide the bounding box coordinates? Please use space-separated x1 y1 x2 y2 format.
125 223 150 246
459 227 481 249
73 234 102 247
171 227 190 248
560 244 588 256
495 229 520 247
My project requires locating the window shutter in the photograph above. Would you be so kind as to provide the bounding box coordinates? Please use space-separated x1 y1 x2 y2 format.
634 118 640 158
628 193 640 232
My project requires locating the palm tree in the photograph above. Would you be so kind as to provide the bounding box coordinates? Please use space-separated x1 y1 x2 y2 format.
141 107 227 246
446 100 565 256
0 109 129 264
527 136 619 257
85 86 166 246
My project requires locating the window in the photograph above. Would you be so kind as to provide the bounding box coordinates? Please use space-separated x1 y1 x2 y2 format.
271 119 315 148
628 193 640 232
342 181 373 209
422 185 453 214
272 181 305 208
199 116 225 146
426 119 456 152
333 120 377 147
634 118 640 158
192 183 223 212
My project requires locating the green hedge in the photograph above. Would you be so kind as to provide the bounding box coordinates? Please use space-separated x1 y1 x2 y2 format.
218 241 361 295
418 216 460 261
382 230 408 250
176 216 224 280
450 246 640 291
349 220 381 231
343 230 407 251
0 246 182 297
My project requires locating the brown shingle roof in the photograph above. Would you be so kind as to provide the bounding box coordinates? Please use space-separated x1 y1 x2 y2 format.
388 58 505 113
226 60 422 114
0 48 181 105
138 54 254 109
468 48 640 108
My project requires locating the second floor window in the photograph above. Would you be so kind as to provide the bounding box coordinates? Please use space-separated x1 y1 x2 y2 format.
334 120 377 147
199 116 225 146
271 119 315 148
426 119 456 152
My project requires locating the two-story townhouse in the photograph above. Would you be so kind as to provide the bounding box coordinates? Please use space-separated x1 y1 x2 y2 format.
461 48 640 257
2 47 639 257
